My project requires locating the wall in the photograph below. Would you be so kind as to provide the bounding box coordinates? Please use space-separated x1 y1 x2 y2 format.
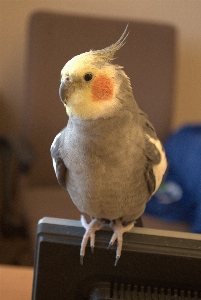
0 0 201 134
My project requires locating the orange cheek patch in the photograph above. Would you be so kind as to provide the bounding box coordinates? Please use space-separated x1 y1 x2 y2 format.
91 75 114 101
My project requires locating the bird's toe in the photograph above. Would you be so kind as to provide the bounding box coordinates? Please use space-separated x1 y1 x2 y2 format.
109 219 134 266
80 215 104 264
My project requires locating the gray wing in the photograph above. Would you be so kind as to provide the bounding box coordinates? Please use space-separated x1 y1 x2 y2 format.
143 137 161 195
139 109 158 139
140 111 164 195
50 127 67 189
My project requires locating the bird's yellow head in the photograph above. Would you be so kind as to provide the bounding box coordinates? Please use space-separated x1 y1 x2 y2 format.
59 27 130 119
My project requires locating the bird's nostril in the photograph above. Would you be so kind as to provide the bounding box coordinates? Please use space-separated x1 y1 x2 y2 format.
61 76 70 84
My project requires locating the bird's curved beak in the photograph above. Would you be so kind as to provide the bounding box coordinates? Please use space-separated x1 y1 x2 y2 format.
59 76 74 104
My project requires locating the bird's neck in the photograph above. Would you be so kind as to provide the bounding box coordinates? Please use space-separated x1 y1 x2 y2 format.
67 109 139 137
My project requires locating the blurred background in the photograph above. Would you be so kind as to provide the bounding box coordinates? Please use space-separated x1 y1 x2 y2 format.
0 0 201 267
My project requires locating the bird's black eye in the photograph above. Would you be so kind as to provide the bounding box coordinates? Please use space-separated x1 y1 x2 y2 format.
84 73 93 82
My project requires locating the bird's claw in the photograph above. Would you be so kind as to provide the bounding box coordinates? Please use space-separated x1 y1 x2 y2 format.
114 255 120 267
80 255 84 265
108 219 134 266
80 216 134 265
107 242 113 250
80 215 103 264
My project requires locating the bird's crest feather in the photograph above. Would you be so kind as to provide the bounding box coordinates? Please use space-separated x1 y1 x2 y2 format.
90 24 129 63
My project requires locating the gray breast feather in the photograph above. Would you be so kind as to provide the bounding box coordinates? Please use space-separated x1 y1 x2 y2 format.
50 112 167 222
57 116 150 221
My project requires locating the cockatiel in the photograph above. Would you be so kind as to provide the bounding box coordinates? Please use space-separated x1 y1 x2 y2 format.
51 27 167 265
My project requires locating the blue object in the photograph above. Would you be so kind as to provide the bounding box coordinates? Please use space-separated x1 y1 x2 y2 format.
145 125 201 233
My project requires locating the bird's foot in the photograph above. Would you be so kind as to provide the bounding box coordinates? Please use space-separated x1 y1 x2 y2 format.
80 215 103 265
108 219 134 266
